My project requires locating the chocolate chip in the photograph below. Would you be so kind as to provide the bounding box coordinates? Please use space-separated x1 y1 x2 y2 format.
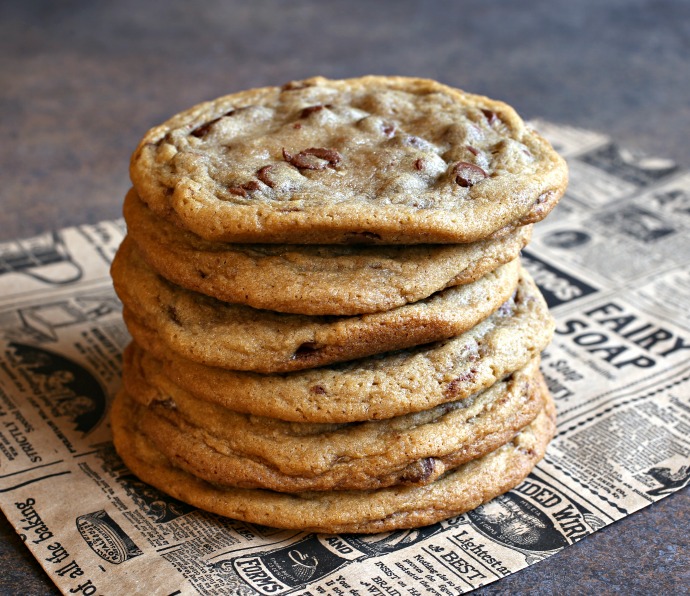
300 105 324 118
283 147 342 170
227 186 248 197
382 124 396 137
257 165 275 188
294 342 321 358
401 458 436 484
300 104 332 118
310 385 327 395
414 158 424 171
481 108 499 125
444 369 478 397
166 305 181 325
453 162 487 187
227 180 261 196
190 117 221 138
189 109 238 138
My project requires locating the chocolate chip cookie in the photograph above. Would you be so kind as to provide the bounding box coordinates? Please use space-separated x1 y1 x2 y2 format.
124 188 532 315
124 267 553 422
124 354 544 491
130 76 567 244
111 381 555 534
112 237 521 372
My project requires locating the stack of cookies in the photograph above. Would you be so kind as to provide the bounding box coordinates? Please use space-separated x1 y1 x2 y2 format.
110 76 568 533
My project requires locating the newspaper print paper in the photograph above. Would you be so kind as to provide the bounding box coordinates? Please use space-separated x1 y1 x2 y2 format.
0 123 688 595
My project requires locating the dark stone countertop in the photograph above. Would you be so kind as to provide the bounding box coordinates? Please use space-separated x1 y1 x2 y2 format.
0 1 688 593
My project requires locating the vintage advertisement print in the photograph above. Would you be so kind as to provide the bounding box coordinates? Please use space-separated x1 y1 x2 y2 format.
0 125 688 594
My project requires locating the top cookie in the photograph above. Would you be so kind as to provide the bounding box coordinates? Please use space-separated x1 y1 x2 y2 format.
130 76 568 244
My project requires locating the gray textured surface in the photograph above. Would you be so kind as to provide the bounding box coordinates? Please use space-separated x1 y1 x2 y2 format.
0 0 688 593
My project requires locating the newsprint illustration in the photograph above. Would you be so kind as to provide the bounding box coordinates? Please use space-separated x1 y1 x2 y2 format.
0 124 689 595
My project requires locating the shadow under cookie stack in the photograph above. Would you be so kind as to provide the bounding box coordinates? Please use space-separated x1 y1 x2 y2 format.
111 76 568 534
